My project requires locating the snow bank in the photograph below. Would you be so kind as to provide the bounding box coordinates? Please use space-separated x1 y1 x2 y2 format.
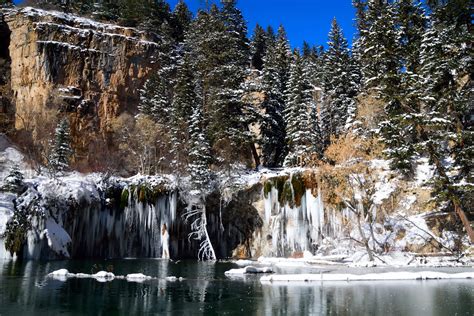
225 266 273 276
260 271 474 283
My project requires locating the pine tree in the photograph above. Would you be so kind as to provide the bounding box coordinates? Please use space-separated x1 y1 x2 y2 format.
118 0 146 27
258 25 292 167
138 73 172 124
250 24 268 70
355 1 415 172
140 0 171 33
186 2 253 166
71 0 93 15
259 47 286 167
396 0 427 73
273 25 291 95
0 0 13 7
358 1 402 97
412 6 473 240
374 1 426 173
2 164 25 193
139 19 179 124
49 118 73 173
284 51 318 166
171 0 193 43
265 25 276 47
170 54 197 172
419 14 473 194
352 0 367 32
321 19 359 143
92 0 120 21
188 104 212 191
301 42 323 88
212 0 251 147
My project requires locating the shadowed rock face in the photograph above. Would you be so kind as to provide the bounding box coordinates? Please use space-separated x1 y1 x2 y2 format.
1 7 160 160
0 11 13 133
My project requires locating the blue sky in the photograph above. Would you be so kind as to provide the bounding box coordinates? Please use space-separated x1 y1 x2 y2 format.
168 0 356 48
14 0 357 48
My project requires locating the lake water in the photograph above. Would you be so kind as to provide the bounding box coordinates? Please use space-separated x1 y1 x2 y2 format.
0 259 473 315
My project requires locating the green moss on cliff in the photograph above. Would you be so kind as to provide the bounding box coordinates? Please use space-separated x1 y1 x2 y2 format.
120 188 129 209
291 173 305 207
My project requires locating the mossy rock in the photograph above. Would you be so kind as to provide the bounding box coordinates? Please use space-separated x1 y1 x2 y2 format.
137 185 149 203
149 184 169 202
120 188 129 209
273 175 288 196
129 182 170 205
291 173 305 207
263 181 273 198
302 171 319 195
279 181 294 207
4 219 29 257
263 175 289 201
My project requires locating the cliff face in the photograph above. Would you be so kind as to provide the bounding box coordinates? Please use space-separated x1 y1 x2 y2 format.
1 7 160 160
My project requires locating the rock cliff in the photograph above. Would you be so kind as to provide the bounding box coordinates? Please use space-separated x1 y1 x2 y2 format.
0 7 160 160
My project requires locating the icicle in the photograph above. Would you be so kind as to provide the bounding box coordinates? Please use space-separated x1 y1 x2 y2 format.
219 197 224 232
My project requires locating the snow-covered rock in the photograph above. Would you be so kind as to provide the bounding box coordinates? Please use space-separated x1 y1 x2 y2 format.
92 271 115 282
126 273 153 281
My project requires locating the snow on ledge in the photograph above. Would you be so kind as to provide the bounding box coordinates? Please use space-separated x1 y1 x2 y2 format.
260 271 474 283
225 266 273 276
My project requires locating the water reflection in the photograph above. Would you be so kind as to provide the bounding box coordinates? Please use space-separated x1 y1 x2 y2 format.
1 259 473 315
259 280 474 316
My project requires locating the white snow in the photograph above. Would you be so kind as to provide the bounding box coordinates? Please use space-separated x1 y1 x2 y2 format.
126 273 153 283
14 7 159 47
233 259 255 266
261 271 474 283
126 273 152 280
92 271 115 281
46 270 186 283
415 158 435 185
47 269 74 281
0 192 15 236
49 269 70 276
225 266 273 275
165 276 178 281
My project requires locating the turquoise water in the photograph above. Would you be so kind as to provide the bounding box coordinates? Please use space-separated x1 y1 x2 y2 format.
0 259 473 315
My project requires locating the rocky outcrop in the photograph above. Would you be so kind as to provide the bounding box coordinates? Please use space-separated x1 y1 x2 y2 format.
1 7 160 158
